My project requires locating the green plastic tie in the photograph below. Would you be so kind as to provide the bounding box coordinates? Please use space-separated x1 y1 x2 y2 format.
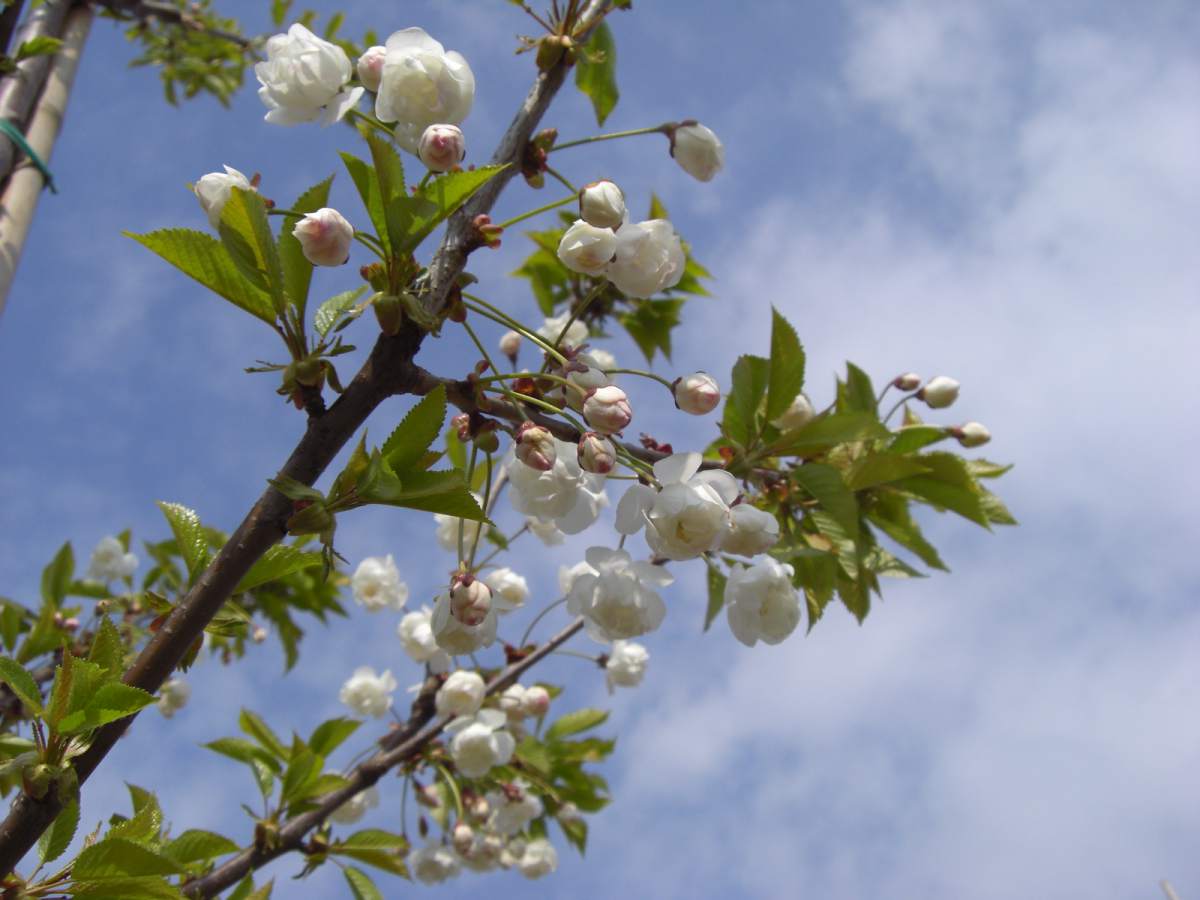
0 118 57 194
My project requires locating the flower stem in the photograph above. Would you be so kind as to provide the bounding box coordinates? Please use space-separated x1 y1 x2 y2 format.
462 319 531 422
603 367 674 390
349 107 394 138
460 294 568 366
882 392 917 425
519 597 568 647
550 124 671 153
495 193 577 230
544 165 578 193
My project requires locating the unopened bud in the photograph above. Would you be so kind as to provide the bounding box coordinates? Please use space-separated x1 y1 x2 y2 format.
452 413 472 442
252 626 268 644
292 208 353 267
449 574 492 626
372 292 403 335
672 372 721 415
770 392 815 432
583 385 633 434
893 372 922 391
499 330 522 361
669 121 725 182
474 427 500 455
418 124 466 173
356 45 386 92
577 431 616 474
918 376 960 409
536 33 572 70
471 214 503 250
470 796 490 820
62 617 79 632
522 685 551 717
951 421 991 448
452 823 475 854
22 763 53 800
515 422 557 471
579 180 626 230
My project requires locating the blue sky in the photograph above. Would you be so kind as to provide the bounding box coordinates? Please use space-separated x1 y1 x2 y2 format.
1 0 1198 897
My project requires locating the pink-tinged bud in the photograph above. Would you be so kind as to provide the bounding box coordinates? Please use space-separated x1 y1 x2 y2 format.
893 372 922 391
251 626 268 644
579 180 626 229
452 823 475 854
450 574 492 626
471 214 503 249
499 330 522 360
522 685 551 717
418 124 467 173
918 375 960 409
951 421 991 448
292 208 353 267
356 45 386 92
515 422 557 471
577 431 616 474
452 413 472 443
62 617 80 632
583 385 632 434
672 372 721 415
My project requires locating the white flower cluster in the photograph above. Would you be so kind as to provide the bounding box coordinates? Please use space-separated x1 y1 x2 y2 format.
86 535 138 584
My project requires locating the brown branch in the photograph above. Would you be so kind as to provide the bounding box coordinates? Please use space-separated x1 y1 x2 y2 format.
185 617 586 898
91 0 256 50
0 0 612 875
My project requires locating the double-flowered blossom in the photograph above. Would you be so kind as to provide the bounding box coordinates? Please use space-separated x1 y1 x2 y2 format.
436 670 485 717
458 830 504 872
566 547 672 642
579 180 626 229
417 123 466 172
919 375 960 409
721 503 781 557
514 422 557 471
433 505 483 553
339 666 397 718
375 28 474 153
409 844 461 884
329 786 379 825
527 517 566 546
536 312 589 349
446 708 516 778
558 351 613 411
193 166 253 229
292 208 353 266
499 683 551 726
673 372 721 415
397 606 451 673
605 640 649 691
482 567 529 613
670 122 725 182
606 219 685 299
557 220 617 276
577 431 616 475
507 440 607 535
431 590 498 654
86 535 138 583
725 557 802 647
255 24 364 126
616 453 739 560
157 678 190 719
771 392 815 432
449 574 491 626
487 780 543 835
350 554 408 611
515 839 558 879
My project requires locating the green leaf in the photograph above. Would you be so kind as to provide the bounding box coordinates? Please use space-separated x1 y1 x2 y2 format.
340 152 391 252
69 877 184 900
164 829 239 864
219 187 285 315
725 354 770 444
37 797 78 865
765 308 805 421
403 165 507 253
372 469 488 520
314 286 367 337
840 362 876 415
337 829 409 851
846 454 931 491
41 541 74 606
126 229 276 324
574 21 618 125
308 717 361 757
895 452 991 528
276 176 333 319
790 549 838 630
980 487 1017 525
0 657 42 714
280 741 322 806
88 617 125 678
46 650 76 728
618 298 683 362
107 785 163 843
343 867 383 900
73 837 186 878
156 501 207 580
703 563 726 632
838 571 871 623
235 546 324 594
268 475 325 504
888 425 950 455
15 36 63 61
546 708 609 741
57 683 156 735
382 386 447 472
16 601 60 664
792 464 859 536
767 412 890 456
0 599 26 653
238 709 287 759
204 737 282 773
967 458 1013 479
867 493 947 571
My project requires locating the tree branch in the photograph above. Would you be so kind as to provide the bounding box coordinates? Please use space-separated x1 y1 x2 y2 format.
91 0 256 49
0 0 612 875
184 617 586 898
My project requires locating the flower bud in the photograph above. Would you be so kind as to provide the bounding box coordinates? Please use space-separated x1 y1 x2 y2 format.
194 165 254 229
557 219 617 276
515 422 557 472
452 823 475 855
252 626 268 644
951 421 991 448
670 122 725 182
450 574 492 627
579 180 626 230
474 427 500 455
470 796 490 820
919 376 960 409
452 413 472 442
418 124 466 172
770 393 815 432
893 372 922 391
582 385 633 434
356 45 387 91
293 208 353 267
577 431 616 474
499 330 522 361
521 685 551 717
672 372 721 415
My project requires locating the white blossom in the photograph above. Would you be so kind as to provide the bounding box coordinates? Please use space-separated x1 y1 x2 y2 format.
670 122 725 181
605 640 649 691
483 567 529 613
577 431 616 475
725 557 801 647
516 838 558 879
557 351 613 411
579 180 626 229
586 346 617 371
521 685 551 717
417 123 466 172
487 780 543 835
255 24 363 126
499 330 522 358
536 312 589 349
720 504 780 557
606 219 685 298
408 844 461 884
350 554 408 611
375 27 474 153
582 385 633 434
355 45 386 91
193 166 252 229
954 421 991 448
431 591 497 654
397 606 451 672
434 511 482 553
616 453 738 560
558 559 597 596
557 219 617 276
508 440 607 535
527 517 566 546
458 831 504 872
339 666 397 718
567 546 672 642
449 575 492 626
157 678 190 719
446 708 516 778
514 422 557 471
292 207 353 266
436 670 485 717
920 375 960 409
329 786 379 824
86 535 138 583
673 372 721 415
771 392 815 432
